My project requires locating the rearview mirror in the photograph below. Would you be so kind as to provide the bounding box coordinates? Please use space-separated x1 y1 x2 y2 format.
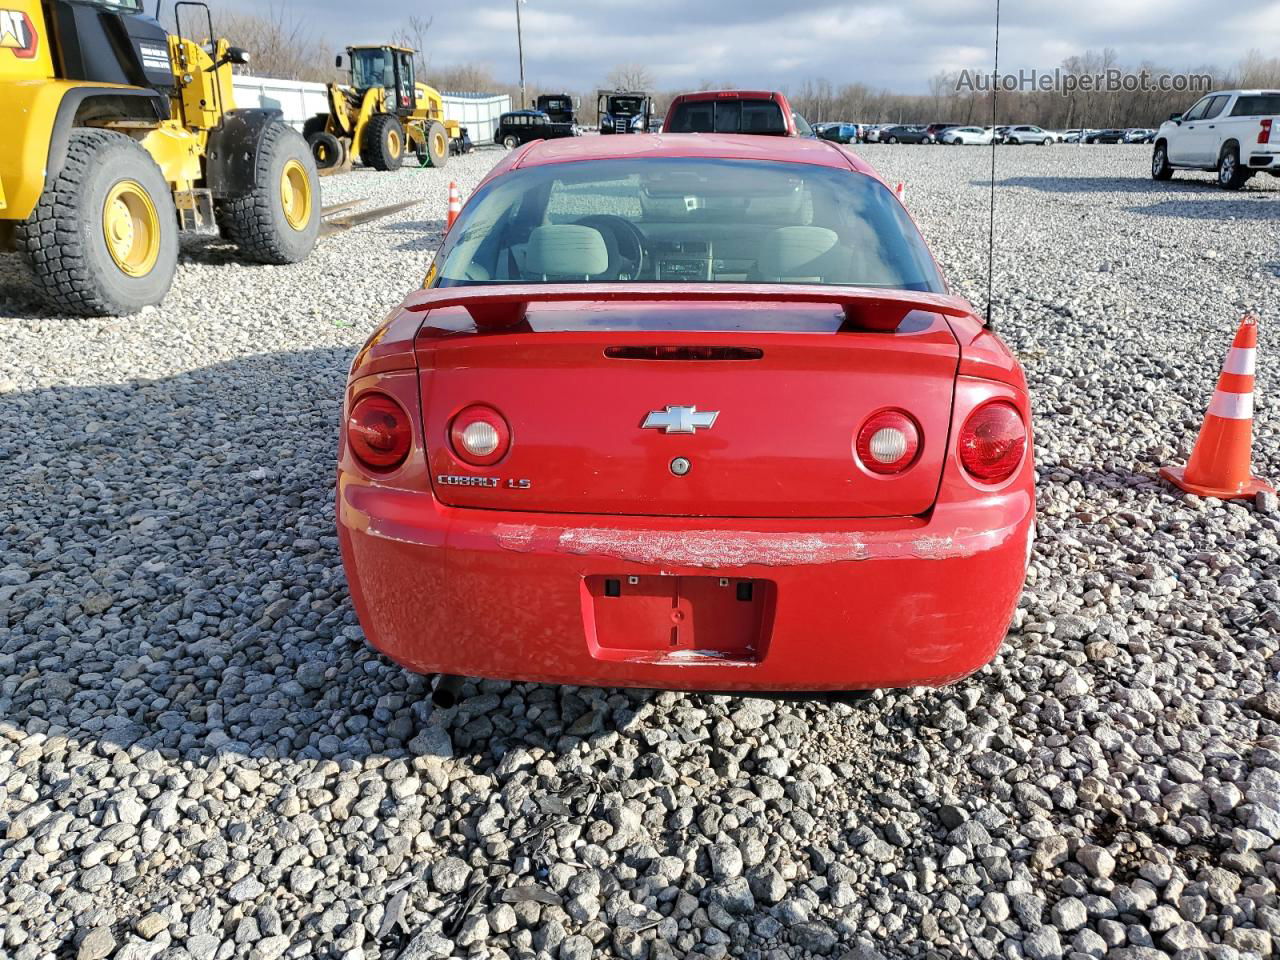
227 46 249 66
335 54 343 68
1169 113 1181 123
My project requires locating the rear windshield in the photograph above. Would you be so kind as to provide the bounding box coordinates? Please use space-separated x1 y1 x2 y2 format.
435 157 945 293
668 99 787 135
1231 94 1280 117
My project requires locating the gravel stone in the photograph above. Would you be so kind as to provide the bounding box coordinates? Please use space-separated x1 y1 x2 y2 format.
1024 926 1063 960
1076 844 1115 879
1051 896 1088 932
77 927 115 960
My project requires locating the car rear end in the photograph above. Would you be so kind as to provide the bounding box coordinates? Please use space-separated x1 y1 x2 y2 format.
664 91 797 137
337 146 1033 693
339 298 1032 692
1237 92 1280 174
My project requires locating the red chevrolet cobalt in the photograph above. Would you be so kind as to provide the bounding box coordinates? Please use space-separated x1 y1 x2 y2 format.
337 134 1034 694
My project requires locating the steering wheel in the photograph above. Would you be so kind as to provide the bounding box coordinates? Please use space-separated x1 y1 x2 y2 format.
573 215 647 280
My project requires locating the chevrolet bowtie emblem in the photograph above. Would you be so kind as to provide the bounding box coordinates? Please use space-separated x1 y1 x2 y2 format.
642 405 719 434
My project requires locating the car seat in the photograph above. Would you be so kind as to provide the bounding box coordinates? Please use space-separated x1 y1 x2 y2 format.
524 225 610 280
755 226 845 282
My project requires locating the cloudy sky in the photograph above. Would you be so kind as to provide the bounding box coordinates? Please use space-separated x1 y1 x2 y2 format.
227 0 1279 93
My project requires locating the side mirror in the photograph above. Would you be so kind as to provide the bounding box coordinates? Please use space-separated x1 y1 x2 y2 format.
1169 113 1181 123
227 46 249 66
335 54 343 69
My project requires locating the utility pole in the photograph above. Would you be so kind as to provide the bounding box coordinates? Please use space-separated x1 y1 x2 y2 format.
515 0 526 108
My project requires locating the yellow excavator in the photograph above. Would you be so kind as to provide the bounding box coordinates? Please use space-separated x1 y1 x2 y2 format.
0 0 320 317
304 44 469 174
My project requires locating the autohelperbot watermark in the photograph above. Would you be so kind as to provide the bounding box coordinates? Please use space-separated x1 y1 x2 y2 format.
956 68 1214 97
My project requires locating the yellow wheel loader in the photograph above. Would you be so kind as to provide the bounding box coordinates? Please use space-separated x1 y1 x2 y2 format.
0 0 320 317
304 44 471 175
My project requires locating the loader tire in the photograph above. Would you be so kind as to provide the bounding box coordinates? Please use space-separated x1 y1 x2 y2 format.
308 130 344 172
15 128 178 317
302 113 329 141
421 120 449 169
216 121 319 264
363 114 405 171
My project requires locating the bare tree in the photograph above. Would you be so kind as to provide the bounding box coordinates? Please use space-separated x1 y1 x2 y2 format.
430 62 497 95
928 70 954 117
1236 49 1280 87
606 63 655 91
212 2 337 82
393 15 434 78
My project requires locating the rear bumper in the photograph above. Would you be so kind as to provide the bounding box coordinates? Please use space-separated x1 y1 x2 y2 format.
338 477 1034 691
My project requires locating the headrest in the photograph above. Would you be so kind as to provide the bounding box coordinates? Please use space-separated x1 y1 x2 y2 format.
526 225 609 278
758 226 840 280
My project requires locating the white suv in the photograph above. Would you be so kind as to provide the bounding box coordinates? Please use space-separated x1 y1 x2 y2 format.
1003 125 1054 146
1153 89 1280 189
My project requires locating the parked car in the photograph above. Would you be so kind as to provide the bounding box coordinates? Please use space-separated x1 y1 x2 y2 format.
818 122 861 144
1154 89 1280 188
880 125 930 144
863 124 886 143
494 110 573 149
337 133 1034 694
1003 125 1054 145
1123 128 1155 144
940 125 994 145
1085 128 1127 144
923 123 961 143
665 90 802 136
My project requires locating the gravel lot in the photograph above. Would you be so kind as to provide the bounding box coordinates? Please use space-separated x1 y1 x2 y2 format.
2 143 1280 960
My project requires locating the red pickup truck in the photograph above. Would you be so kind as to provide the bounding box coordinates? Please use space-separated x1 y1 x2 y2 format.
663 90 814 137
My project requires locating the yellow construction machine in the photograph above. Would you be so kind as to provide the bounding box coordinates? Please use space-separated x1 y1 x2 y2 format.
304 44 470 174
0 0 320 316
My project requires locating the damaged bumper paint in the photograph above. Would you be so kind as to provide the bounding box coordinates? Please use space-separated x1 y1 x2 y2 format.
337 477 1034 692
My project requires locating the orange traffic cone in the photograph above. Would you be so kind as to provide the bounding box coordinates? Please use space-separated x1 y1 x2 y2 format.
1161 313 1274 499
446 181 461 229
895 182 906 202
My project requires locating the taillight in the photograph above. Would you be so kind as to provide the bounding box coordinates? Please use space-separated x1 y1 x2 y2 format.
347 392 412 471
855 410 920 474
1261 119 1273 145
958 401 1026 483
450 405 511 465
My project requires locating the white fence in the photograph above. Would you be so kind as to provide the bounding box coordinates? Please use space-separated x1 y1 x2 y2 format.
440 92 511 145
231 77 511 144
231 77 329 130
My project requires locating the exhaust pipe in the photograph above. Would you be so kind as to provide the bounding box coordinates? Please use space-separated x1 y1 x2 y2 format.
431 674 464 709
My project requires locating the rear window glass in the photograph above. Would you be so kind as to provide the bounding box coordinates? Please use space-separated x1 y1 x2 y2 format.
668 99 787 135
434 157 945 293
1232 94 1280 117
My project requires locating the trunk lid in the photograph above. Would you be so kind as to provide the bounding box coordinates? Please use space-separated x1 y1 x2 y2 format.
417 297 960 519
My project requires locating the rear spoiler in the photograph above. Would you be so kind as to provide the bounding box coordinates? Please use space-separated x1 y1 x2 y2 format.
402 283 976 333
